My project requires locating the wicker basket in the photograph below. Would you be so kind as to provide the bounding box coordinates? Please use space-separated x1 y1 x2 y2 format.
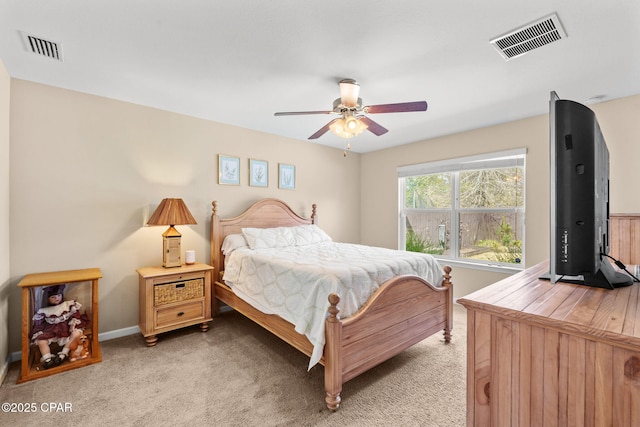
154 278 204 306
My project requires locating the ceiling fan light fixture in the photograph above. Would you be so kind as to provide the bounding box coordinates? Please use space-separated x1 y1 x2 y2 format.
330 116 367 139
339 79 360 107
345 116 358 130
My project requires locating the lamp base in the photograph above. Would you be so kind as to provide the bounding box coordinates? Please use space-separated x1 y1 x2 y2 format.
162 226 182 268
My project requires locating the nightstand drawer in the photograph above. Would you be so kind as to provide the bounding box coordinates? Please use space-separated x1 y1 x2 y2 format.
156 300 204 328
154 278 204 306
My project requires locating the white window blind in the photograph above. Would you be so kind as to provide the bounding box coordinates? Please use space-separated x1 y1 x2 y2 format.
397 148 526 177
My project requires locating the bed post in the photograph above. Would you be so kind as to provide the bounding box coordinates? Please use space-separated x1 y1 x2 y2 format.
210 201 222 273
324 293 342 411
442 265 453 343
311 203 317 225
211 201 222 316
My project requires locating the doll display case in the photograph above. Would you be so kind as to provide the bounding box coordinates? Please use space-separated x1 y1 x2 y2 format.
17 268 102 383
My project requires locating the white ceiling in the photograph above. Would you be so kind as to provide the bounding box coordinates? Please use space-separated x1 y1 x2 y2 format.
1 1 639 153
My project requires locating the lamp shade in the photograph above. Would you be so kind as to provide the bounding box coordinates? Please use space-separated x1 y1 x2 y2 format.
147 198 197 226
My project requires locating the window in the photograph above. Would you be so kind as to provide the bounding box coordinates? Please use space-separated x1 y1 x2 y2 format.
398 148 526 270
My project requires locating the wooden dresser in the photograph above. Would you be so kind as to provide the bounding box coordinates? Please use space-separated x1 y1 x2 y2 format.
458 260 640 427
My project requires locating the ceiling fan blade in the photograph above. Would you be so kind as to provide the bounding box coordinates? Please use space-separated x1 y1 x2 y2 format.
308 119 339 139
274 110 333 116
359 116 389 136
365 101 428 114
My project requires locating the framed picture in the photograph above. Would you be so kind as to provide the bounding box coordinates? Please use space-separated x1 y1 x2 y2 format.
249 159 269 187
218 155 240 185
278 163 295 190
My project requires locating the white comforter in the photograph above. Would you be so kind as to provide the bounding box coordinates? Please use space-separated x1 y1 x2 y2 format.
223 241 443 369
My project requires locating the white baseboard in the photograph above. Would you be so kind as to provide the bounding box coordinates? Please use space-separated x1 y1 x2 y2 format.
98 325 140 342
8 350 20 364
0 357 9 385
7 325 141 363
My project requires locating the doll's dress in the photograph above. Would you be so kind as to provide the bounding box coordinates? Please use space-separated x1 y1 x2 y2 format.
31 300 90 346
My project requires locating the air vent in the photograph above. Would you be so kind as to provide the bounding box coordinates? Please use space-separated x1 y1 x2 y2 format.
20 32 63 61
490 13 566 61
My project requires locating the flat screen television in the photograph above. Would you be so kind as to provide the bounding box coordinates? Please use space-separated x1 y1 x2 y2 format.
546 91 633 289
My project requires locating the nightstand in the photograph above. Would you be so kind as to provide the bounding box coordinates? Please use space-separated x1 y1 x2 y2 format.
137 263 213 346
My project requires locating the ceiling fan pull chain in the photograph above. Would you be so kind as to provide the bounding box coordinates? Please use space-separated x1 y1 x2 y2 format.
343 143 351 157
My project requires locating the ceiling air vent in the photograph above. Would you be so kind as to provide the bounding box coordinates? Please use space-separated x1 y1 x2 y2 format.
20 31 63 61
490 13 566 61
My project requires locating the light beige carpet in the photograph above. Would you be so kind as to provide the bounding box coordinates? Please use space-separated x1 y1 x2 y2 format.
1 304 467 426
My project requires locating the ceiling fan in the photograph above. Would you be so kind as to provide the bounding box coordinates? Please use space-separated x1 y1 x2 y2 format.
274 79 428 140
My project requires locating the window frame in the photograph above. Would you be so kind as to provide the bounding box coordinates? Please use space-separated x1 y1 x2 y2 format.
398 148 527 273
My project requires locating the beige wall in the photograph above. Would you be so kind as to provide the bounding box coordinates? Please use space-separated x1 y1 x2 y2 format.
6 78 640 355
591 95 640 213
0 61 10 373
360 94 640 298
7 80 361 353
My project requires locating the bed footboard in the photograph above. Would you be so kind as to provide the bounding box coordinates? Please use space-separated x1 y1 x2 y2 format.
324 266 453 410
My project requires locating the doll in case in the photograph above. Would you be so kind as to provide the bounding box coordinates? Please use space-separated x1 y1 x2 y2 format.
31 284 90 369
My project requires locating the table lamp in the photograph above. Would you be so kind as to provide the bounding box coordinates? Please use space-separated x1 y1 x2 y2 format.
147 198 197 268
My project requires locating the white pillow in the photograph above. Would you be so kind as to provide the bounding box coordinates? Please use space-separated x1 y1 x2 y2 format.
242 226 296 249
241 225 333 249
290 224 332 246
221 234 249 255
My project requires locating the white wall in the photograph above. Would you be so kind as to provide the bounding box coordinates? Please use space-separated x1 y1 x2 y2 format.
0 60 10 376
7 80 361 353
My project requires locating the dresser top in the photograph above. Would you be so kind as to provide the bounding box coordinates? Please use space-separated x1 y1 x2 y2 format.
458 260 640 349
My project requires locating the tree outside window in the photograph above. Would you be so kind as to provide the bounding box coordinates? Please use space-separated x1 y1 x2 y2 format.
399 150 525 269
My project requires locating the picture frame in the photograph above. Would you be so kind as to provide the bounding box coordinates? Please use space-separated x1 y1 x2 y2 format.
218 155 240 185
249 159 269 187
278 163 296 190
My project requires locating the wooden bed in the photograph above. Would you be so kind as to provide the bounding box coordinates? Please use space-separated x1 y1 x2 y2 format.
609 213 640 265
210 198 453 410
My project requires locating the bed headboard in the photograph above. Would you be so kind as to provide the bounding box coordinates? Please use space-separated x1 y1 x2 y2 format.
210 198 317 279
609 213 640 265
